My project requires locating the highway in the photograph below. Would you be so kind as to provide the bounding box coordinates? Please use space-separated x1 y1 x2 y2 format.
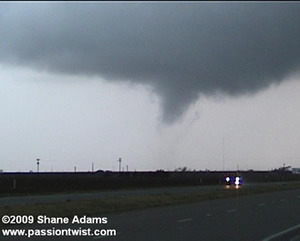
2 188 300 241
103 188 300 241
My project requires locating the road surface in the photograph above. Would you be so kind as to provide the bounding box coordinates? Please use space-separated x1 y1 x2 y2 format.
1 188 300 241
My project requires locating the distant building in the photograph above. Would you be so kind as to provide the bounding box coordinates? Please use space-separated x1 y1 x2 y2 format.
292 168 300 174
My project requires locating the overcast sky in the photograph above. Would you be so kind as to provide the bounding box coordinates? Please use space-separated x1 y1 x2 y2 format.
1 2 300 172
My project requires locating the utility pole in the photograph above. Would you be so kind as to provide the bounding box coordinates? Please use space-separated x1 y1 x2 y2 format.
118 158 122 172
92 162 94 172
222 136 225 172
37 158 40 173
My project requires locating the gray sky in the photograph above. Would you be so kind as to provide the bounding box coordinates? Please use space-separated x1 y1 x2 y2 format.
0 2 300 172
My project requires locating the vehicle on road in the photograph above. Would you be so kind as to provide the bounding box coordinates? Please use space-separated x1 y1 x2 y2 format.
225 175 243 187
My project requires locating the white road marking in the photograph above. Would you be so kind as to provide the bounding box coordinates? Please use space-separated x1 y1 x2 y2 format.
258 203 265 206
262 223 300 241
178 218 193 223
226 209 237 213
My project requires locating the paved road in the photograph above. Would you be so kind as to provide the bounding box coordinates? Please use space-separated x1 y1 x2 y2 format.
1 188 300 241
104 189 300 241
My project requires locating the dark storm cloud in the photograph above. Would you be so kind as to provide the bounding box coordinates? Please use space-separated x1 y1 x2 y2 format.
1 3 300 123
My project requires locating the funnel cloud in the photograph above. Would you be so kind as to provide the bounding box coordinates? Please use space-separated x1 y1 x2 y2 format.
1 3 300 123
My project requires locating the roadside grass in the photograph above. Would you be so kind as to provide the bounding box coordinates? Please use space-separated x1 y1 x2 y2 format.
1 182 300 225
